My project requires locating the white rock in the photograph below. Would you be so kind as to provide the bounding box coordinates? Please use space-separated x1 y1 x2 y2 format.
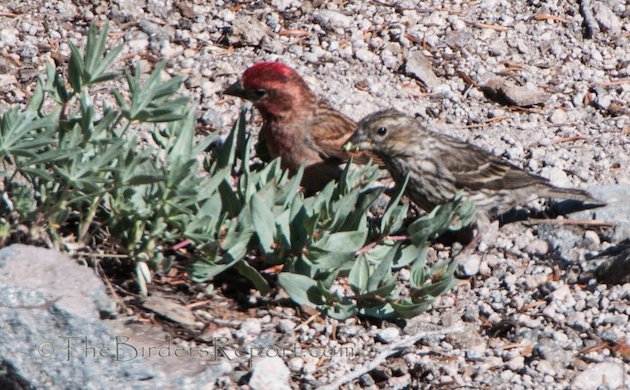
457 254 482 277
593 3 622 34
506 355 525 371
549 109 568 124
572 362 625 390
355 48 379 64
0 28 18 45
376 327 401 344
524 239 549 257
277 319 296 333
314 10 352 30
249 357 291 390
0 74 18 88
583 230 600 246
234 318 262 341
287 357 304 372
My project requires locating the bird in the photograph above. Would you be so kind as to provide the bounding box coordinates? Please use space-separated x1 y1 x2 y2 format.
223 61 375 194
343 109 604 228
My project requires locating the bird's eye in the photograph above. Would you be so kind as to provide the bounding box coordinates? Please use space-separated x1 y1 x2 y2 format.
376 127 387 136
254 89 267 98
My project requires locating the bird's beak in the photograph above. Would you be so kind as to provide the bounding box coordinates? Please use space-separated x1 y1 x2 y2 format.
343 131 372 152
223 80 258 101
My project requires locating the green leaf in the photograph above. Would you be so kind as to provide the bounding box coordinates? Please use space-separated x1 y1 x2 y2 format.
409 248 429 288
167 110 195 164
367 253 393 291
251 192 275 253
381 172 409 234
313 230 367 253
190 260 232 282
125 175 165 186
407 204 452 245
330 189 360 230
278 273 324 307
289 196 308 251
26 77 45 112
394 243 427 269
67 40 84 92
236 260 270 295
368 281 397 298
359 303 396 319
413 277 457 298
348 255 369 294
276 164 304 208
448 194 477 231
274 209 291 249
390 300 432 319
307 250 354 271
323 301 358 320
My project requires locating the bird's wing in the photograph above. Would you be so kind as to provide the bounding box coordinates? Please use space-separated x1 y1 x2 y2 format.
436 135 546 191
309 101 383 165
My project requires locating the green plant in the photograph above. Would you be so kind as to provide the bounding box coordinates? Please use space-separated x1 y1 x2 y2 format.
0 23 204 294
190 111 476 319
0 22 476 319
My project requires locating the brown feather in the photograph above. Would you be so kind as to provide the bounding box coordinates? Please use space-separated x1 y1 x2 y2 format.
349 109 605 224
227 62 382 193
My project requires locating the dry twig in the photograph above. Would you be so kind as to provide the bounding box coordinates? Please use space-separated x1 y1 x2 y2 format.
528 219 614 228
472 22 509 31
319 325 467 389
534 14 569 23
552 136 587 144
599 79 630 87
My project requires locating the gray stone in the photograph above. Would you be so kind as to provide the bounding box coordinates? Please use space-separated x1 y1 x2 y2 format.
0 245 228 389
249 357 291 390
313 10 352 30
465 347 485 361
456 254 482 277
524 239 549 257
506 355 525 371
376 327 401 344
231 16 269 46
235 318 262 341
488 39 508 57
355 48 379 64
480 78 548 107
538 224 581 261
593 3 622 34
0 28 19 45
534 338 572 368
0 74 18 88
287 357 304 372
583 230 600 247
572 362 625 390
405 51 441 90
549 109 568 125
277 319 296 333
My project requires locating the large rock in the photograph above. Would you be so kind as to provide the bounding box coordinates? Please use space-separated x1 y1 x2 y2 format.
0 245 229 389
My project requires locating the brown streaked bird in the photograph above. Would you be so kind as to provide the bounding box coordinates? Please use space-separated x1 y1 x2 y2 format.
223 61 376 194
344 109 604 227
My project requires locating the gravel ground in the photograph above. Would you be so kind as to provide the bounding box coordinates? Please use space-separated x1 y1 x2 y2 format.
1 0 629 389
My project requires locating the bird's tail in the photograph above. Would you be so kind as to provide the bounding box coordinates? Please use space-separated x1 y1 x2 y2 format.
540 184 606 206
